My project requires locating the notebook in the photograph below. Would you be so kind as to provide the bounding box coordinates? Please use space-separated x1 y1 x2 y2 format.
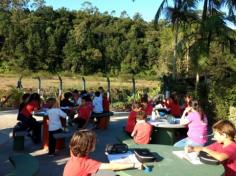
172 151 203 165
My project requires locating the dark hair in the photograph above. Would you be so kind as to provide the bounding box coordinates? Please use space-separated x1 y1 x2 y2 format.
81 96 87 101
95 91 100 97
47 97 57 109
170 93 178 104
136 110 147 120
73 89 79 94
213 120 236 141
69 130 96 157
141 96 148 103
28 93 41 103
64 92 72 99
189 100 205 121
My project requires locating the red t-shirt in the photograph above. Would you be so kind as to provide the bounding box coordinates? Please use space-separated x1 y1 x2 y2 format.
63 155 101 176
20 100 40 118
207 142 236 176
145 103 153 116
77 105 91 120
125 111 137 133
133 121 152 144
103 97 110 112
165 99 181 117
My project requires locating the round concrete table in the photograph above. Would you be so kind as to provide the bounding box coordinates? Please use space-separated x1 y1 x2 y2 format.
116 144 224 176
149 119 187 145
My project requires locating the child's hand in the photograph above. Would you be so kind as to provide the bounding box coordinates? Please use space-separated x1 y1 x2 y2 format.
185 146 194 153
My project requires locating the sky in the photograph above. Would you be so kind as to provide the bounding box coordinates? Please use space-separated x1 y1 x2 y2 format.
44 0 161 22
44 0 235 29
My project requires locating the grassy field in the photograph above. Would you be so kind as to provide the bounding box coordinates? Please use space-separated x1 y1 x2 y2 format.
0 74 160 91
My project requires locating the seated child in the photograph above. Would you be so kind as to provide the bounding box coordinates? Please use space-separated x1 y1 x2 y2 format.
124 102 142 135
74 97 91 129
186 120 236 176
141 97 153 116
47 98 67 156
63 130 142 176
131 110 153 144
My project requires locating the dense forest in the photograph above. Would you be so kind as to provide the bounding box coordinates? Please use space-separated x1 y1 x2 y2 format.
0 0 236 119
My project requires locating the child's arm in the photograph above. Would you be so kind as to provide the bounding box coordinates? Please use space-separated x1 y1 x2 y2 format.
186 146 229 162
99 162 142 170
131 126 137 137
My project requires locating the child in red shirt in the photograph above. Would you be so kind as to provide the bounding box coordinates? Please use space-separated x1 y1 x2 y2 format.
125 102 142 135
186 120 236 176
165 94 181 118
63 130 142 176
131 110 152 144
73 97 91 129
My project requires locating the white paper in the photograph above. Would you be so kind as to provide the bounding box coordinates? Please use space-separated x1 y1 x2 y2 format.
107 151 140 164
172 151 203 165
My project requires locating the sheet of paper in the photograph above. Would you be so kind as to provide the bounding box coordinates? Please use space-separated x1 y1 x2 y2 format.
107 151 140 164
172 151 202 165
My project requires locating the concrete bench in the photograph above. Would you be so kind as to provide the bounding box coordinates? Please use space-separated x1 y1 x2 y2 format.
5 154 39 176
13 131 26 151
91 112 114 129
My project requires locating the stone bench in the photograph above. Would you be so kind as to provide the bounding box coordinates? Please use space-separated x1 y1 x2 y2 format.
91 112 114 129
5 154 39 176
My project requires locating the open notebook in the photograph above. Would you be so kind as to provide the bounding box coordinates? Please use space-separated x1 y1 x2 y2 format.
172 151 203 165
107 151 141 164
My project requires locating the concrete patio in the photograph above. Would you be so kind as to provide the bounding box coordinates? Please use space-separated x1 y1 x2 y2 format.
0 110 129 176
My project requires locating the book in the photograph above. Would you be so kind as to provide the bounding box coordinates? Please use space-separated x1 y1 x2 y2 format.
107 151 140 164
172 151 203 165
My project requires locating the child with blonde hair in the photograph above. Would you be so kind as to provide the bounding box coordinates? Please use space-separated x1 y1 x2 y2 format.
47 98 67 156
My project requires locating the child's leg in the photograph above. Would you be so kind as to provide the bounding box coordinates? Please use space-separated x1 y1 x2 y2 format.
173 137 188 148
48 131 56 154
48 129 63 154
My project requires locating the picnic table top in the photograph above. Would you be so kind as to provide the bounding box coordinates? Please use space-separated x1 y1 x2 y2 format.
116 144 224 176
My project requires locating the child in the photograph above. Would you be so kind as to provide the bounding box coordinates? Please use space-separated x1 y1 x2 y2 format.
174 100 208 148
63 130 142 176
47 98 67 155
131 110 152 144
186 120 236 176
165 93 181 118
92 91 103 114
18 93 41 143
141 96 153 116
74 97 91 129
124 102 142 135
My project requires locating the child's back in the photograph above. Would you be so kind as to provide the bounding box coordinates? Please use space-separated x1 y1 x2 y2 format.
133 120 152 144
47 107 67 131
131 110 152 144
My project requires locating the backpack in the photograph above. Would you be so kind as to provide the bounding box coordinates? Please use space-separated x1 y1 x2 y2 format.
134 148 156 163
105 143 128 154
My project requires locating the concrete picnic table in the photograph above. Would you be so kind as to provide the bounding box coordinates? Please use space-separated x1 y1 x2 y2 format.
116 144 224 176
149 118 187 145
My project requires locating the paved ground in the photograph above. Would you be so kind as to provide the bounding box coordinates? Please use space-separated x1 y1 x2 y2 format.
0 110 129 176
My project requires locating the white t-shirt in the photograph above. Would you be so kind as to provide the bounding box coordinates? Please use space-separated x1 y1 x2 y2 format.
47 108 67 131
92 95 103 113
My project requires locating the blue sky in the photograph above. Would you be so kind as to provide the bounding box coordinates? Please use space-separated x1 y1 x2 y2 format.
44 0 235 29
44 0 161 22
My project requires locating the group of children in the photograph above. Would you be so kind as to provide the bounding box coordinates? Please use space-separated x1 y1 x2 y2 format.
16 90 236 176
16 87 109 156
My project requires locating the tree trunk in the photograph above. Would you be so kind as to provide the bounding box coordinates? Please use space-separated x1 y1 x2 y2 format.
186 43 189 73
173 20 179 80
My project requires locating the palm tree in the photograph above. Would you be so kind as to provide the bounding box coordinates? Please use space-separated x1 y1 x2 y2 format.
155 0 199 79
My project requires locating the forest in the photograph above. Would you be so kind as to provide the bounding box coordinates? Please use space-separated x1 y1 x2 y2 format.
0 0 236 121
